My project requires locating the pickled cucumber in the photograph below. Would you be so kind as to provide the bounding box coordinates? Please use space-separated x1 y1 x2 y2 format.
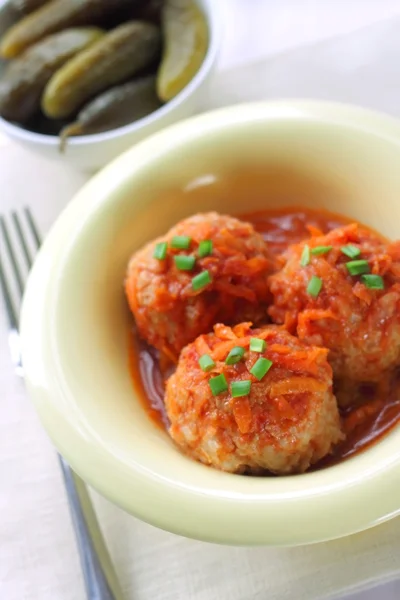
0 27 104 122
59 75 161 150
157 0 208 102
10 0 49 14
0 0 134 58
42 21 161 119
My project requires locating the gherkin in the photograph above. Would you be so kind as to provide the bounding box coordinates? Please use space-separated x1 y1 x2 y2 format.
1 0 135 58
42 21 161 119
0 27 104 122
157 0 208 102
59 76 161 150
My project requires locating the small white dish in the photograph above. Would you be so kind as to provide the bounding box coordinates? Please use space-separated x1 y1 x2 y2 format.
0 0 223 171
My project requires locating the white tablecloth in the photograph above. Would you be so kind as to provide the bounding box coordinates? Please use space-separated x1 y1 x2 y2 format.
2 1 400 599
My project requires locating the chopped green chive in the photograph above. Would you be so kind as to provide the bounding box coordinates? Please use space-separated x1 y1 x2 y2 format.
250 357 273 381
171 235 191 250
192 270 212 291
311 245 333 255
199 354 215 372
346 259 370 276
341 245 360 259
300 244 310 266
361 274 384 289
249 338 266 353
198 239 213 257
307 275 323 297
225 346 245 365
209 373 228 396
153 242 167 260
174 255 196 271
231 380 252 398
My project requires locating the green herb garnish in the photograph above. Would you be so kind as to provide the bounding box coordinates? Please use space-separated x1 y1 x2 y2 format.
209 374 228 396
361 274 384 289
346 260 370 276
250 357 273 381
225 346 245 365
199 354 215 372
198 240 213 257
231 380 252 398
307 275 323 297
171 235 191 250
249 338 266 353
192 270 212 291
153 242 167 260
311 245 332 255
174 255 196 271
341 245 360 259
300 244 310 266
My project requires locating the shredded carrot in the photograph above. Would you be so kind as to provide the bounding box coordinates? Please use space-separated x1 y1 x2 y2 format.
232 397 252 434
213 324 237 340
371 253 391 275
352 281 372 305
246 256 272 273
211 338 248 361
232 322 253 337
269 348 328 376
269 377 326 396
306 346 329 364
194 335 212 357
275 396 297 418
390 264 400 278
283 311 297 332
267 344 292 355
307 224 324 237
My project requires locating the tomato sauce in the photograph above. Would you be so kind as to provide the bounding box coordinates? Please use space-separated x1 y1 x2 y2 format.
129 207 400 469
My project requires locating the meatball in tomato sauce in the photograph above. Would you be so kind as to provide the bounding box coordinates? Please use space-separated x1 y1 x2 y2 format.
268 224 400 393
165 323 342 474
125 213 274 360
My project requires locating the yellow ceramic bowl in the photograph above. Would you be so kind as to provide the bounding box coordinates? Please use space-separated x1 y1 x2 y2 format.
21 101 400 546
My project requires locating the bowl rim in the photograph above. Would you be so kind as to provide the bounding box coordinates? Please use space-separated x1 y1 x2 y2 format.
0 0 223 147
21 100 400 546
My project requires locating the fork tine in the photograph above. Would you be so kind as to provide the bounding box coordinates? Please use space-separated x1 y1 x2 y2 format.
0 215 24 296
1 209 43 376
0 255 18 329
12 211 32 269
24 206 42 249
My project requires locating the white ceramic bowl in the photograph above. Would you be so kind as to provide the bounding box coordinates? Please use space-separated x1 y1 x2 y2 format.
0 0 222 171
21 101 400 546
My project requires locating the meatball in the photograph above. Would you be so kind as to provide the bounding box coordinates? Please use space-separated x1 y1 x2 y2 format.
268 224 400 389
125 212 274 360
165 322 342 474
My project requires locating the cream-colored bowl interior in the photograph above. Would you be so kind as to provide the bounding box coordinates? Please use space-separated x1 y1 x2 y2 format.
21 102 400 546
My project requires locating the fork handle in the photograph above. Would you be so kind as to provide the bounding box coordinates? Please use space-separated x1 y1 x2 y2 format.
58 455 124 600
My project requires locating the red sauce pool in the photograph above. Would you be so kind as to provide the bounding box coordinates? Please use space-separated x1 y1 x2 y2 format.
129 207 400 469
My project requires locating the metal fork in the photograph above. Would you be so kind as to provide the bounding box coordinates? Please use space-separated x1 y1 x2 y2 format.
0 208 124 600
